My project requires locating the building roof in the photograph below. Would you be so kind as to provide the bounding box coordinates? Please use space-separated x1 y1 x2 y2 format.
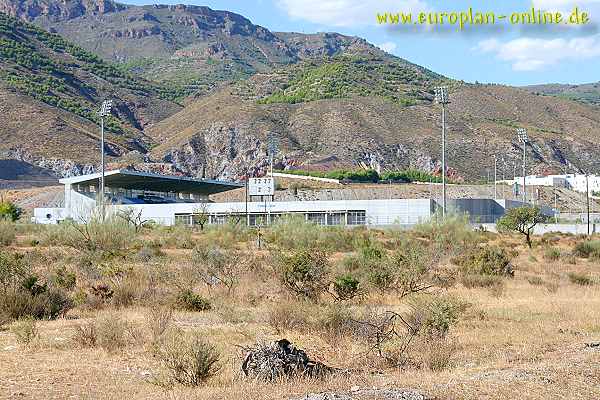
59 169 242 195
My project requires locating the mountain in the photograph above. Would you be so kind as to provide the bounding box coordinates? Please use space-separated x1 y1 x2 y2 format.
146 57 600 181
1 0 600 183
0 11 181 174
0 0 379 96
525 82 600 106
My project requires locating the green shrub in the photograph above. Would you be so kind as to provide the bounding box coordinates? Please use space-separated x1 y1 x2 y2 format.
543 247 561 262
175 290 211 312
332 274 361 301
265 215 355 251
573 240 600 258
315 303 354 337
0 201 22 222
406 295 466 339
453 246 514 277
568 272 594 286
0 220 16 246
10 317 39 345
413 214 479 256
156 331 220 386
527 276 545 286
275 248 329 300
41 217 136 254
192 246 244 295
50 266 77 290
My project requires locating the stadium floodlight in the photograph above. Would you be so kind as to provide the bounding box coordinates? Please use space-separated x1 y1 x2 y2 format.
434 86 450 218
516 128 529 203
98 99 113 220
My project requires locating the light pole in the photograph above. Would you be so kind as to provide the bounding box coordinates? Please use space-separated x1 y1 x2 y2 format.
586 173 590 236
434 86 450 218
517 128 529 204
494 154 497 200
98 99 112 221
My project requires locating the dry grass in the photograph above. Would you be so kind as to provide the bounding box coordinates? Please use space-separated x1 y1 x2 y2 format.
0 226 599 399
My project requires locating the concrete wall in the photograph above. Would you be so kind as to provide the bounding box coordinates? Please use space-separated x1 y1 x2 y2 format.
480 223 598 235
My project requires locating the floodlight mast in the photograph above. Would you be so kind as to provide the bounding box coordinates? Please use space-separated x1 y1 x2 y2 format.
517 128 528 204
98 100 112 221
434 86 450 218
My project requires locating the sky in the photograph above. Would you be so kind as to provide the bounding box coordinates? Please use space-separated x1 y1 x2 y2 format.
124 0 600 86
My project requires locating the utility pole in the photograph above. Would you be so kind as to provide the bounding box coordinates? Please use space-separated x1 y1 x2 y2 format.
245 172 249 227
587 173 590 236
517 128 529 204
266 133 278 226
494 154 497 200
434 87 450 218
98 100 112 221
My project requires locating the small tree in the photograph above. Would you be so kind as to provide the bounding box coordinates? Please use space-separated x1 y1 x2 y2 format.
0 201 22 222
193 203 210 231
497 206 546 248
117 208 148 232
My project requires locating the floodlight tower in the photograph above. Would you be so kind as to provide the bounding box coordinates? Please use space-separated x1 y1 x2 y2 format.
516 128 529 204
434 86 450 218
97 100 113 220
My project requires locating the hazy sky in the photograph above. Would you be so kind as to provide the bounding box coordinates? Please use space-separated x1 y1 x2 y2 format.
124 0 600 86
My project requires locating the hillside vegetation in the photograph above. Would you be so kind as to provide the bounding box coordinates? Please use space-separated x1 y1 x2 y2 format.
258 55 443 105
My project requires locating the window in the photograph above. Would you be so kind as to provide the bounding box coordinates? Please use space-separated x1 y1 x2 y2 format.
347 211 366 225
306 212 326 225
174 214 192 225
327 212 344 226
211 214 227 225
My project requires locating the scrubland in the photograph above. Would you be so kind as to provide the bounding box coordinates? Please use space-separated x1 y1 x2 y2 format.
0 215 599 399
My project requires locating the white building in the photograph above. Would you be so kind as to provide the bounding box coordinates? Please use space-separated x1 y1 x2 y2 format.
33 170 540 227
501 174 600 194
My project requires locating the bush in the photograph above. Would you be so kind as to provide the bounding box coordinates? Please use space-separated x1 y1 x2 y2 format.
265 215 356 251
573 240 600 258
315 304 354 338
50 266 77 290
96 313 128 351
192 246 244 295
332 274 361 301
0 250 72 322
460 274 504 289
146 306 173 344
275 248 329 300
175 289 211 312
266 301 309 334
0 220 16 246
406 295 466 339
156 331 220 387
0 201 22 222
543 247 561 262
413 214 479 256
453 246 514 277
10 317 39 345
73 321 97 348
42 217 136 254
568 272 594 286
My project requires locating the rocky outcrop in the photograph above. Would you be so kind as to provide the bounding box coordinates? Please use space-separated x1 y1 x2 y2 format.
242 339 333 381
0 0 126 22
